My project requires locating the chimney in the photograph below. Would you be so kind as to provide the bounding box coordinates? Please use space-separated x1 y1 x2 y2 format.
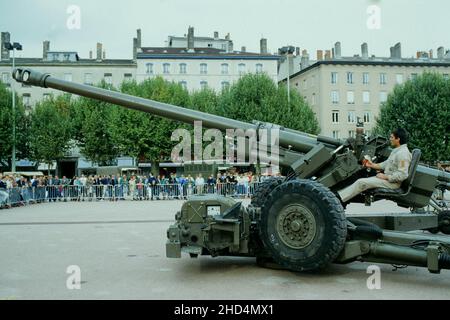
133 37 138 60
429 49 433 59
89 50 93 59
42 40 50 60
331 48 335 59
103 50 106 60
96 42 102 61
390 46 395 58
241 46 246 52
187 26 194 50
225 33 230 40
300 50 309 69
228 41 233 52
437 47 444 59
334 42 341 59
393 42 401 59
317 50 323 60
288 54 294 75
260 38 267 54
361 42 368 59
136 29 142 48
1 32 10 60
416 51 421 59
324 50 331 60
295 47 300 56
214 31 219 39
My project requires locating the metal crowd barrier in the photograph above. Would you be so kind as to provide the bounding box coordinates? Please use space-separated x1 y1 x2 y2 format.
0 182 263 208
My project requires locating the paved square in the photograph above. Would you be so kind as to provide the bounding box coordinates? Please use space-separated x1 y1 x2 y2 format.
0 199 449 299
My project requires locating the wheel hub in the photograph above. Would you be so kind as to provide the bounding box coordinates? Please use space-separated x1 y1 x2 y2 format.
277 204 317 249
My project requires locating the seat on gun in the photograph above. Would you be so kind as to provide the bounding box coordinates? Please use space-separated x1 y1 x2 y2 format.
369 148 421 198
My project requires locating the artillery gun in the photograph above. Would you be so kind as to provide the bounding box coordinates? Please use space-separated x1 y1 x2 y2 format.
13 68 450 273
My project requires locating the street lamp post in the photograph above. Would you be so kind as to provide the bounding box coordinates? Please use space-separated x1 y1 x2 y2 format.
4 41 22 173
279 46 295 104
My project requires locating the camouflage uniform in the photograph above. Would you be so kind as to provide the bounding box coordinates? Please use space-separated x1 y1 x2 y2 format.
338 144 412 202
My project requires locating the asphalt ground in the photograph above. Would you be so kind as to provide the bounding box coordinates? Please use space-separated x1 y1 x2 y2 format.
0 198 449 300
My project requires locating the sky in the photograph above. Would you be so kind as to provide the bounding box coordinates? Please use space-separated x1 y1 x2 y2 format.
0 0 449 60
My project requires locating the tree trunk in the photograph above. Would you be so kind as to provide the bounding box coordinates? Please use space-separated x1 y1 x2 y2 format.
151 160 160 177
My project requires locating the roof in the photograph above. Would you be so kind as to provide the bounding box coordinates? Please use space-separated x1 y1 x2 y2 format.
0 57 136 67
168 36 231 42
138 47 279 60
286 57 450 80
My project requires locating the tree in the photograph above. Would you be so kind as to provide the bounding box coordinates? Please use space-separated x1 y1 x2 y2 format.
29 95 73 169
218 73 319 134
0 82 30 169
71 93 120 166
373 72 450 162
109 77 190 174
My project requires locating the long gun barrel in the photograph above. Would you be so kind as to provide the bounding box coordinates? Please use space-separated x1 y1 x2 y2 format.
12 68 341 154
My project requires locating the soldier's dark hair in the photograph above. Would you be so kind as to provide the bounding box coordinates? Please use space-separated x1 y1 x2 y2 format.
392 128 409 145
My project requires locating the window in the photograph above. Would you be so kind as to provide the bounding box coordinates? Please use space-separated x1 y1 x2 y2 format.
396 74 404 84
311 93 316 106
163 63 170 74
347 91 355 104
332 111 339 124
363 72 369 84
331 72 338 84
1 72 10 84
221 81 230 91
22 93 31 107
146 63 154 74
348 130 355 138
200 81 208 90
179 63 187 74
63 53 70 61
363 111 371 123
256 63 263 74
64 73 73 82
347 111 356 123
221 63 229 75
363 91 370 104
104 73 112 85
84 73 93 85
331 91 339 104
200 63 207 75
179 81 187 90
221 44 227 50
379 91 388 103
238 63 246 75
332 130 340 139
410 73 418 80
124 73 133 82
380 73 387 85
347 72 353 84
303 79 307 90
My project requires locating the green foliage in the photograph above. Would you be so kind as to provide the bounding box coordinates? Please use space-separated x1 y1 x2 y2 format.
71 93 120 166
374 72 450 162
29 95 72 166
218 73 319 134
0 82 30 168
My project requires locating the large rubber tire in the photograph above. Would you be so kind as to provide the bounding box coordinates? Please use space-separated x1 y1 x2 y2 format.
251 177 285 207
259 179 347 272
439 210 450 235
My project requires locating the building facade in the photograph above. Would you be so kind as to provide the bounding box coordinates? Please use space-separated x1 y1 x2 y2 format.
283 42 450 138
136 27 279 92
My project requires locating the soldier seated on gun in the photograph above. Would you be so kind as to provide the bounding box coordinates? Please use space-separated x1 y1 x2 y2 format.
337 128 412 204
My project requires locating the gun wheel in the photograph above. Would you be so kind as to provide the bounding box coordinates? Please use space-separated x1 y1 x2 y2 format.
251 177 284 207
259 179 347 272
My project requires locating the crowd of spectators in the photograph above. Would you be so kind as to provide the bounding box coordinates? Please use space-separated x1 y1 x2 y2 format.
0 171 281 209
